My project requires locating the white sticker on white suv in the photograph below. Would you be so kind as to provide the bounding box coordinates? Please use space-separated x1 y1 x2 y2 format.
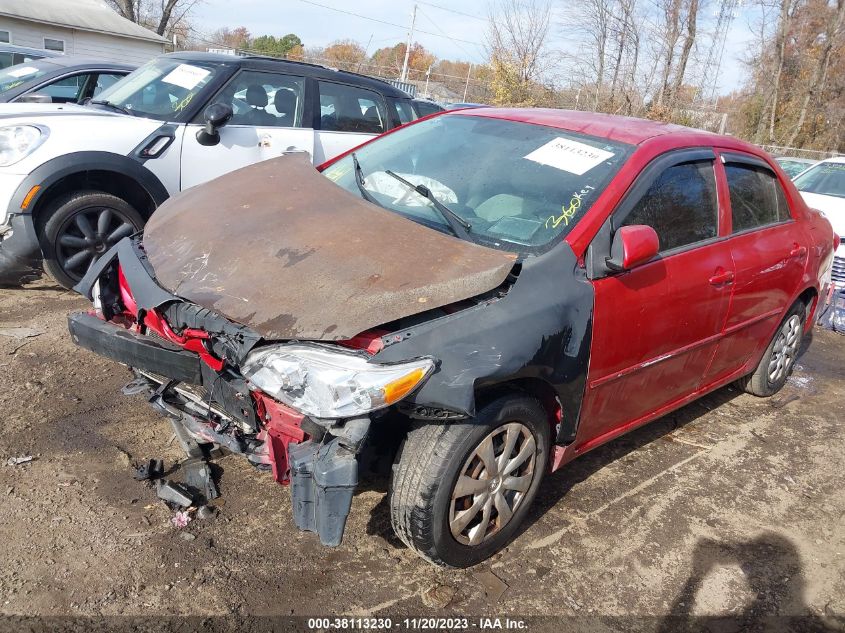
161 64 210 90
524 137 615 175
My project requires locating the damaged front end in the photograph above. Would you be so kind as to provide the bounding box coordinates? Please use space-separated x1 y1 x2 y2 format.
68 238 437 546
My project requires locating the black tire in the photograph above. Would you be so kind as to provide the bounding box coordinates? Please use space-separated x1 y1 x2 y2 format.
736 301 806 397
39 190 144 289
389 395 550 567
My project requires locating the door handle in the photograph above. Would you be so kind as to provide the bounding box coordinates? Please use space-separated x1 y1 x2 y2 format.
789 245 807 258
709 270 735 286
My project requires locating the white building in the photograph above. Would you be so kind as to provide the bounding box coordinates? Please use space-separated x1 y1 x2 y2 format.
0 0 168 65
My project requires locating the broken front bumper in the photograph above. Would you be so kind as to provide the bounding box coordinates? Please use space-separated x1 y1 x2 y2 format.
68 312 202 383
68 244 369 546
0 214 42 286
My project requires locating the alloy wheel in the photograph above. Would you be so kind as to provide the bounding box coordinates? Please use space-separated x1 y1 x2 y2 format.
449 422 537 546
767 314 802 384
55 207 138 282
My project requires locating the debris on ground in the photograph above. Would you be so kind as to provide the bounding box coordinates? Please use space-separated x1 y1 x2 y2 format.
5 455 34 466
182 459 219 502
196 505 216 521
474 569 509 602
133 458 164 481
157 480 195 509
421 583 457 609
0 327 45 340
179 532 196 541
171 510 191 528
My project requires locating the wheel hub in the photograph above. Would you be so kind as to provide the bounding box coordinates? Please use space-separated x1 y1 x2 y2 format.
448 422 536 546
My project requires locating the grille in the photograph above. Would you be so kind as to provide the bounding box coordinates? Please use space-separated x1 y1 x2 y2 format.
833 255 845 288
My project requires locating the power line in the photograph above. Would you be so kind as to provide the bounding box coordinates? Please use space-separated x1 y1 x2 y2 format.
295 0 482 46
417 1 488 22
417 7 483 61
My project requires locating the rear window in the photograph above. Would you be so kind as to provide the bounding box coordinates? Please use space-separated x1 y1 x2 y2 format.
318 81 386 133
725 163 791 232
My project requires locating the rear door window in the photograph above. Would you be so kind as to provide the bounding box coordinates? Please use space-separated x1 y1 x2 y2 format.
725 163 791 232
621 160 719 252
318 81 386 133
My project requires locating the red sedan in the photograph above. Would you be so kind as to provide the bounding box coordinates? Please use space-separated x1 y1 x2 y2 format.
69 109 837 567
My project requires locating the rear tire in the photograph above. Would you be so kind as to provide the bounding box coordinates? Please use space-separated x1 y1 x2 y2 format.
39 190 144 290
389 395 550 567
736 301 805 397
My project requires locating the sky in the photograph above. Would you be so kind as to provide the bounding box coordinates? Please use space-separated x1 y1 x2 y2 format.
197 0 760 95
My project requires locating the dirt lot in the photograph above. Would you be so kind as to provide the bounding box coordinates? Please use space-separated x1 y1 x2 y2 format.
1 280 844 630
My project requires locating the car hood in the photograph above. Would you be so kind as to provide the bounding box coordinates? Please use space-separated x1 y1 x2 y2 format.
801 191 845 237
143 154 518 341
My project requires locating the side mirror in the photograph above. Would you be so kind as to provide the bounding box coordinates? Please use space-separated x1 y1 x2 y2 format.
606 225 660 271
196 103 233 147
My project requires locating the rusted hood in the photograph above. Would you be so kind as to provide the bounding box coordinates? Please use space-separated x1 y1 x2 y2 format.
143 154 517 340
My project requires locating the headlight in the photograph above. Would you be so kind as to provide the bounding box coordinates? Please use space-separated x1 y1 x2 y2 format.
242 343 435 419
0 125 48 167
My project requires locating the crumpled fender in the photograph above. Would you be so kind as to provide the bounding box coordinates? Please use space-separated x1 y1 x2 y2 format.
373 241 594 443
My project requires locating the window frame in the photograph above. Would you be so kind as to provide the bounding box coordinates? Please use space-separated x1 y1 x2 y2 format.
587 147 722 279
43 37 65 53
718 150 796 237
315 79 388 134
194 68 307 129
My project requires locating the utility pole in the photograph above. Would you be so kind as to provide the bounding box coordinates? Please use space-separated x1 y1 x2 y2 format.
400 4 417 82
423 64 432 97
463 63 473 102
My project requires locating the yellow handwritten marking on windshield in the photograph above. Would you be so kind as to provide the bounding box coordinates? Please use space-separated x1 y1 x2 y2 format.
545 185 595 230
173 91 195 112
2 80 24 91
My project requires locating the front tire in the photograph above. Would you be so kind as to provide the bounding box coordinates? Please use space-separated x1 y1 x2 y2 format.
736 301 806 397
389 395 550 567
39 190 144 289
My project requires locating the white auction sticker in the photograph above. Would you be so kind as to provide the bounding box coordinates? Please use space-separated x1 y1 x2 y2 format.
7 66 39 78
161 64 210 90
524 137 615 175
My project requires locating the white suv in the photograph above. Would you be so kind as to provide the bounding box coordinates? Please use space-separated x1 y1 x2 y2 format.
0 52 418 288
793 157 845 289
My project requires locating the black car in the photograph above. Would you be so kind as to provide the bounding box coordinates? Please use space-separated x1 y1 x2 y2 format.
0 57 134 104
412 98 445 117
0 43 59 70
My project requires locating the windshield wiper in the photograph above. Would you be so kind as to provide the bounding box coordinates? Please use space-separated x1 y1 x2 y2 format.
383 169 473 239
89 99 134 116
350 152 384 208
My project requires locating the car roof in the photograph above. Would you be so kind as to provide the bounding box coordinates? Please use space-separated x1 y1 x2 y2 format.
776 156 816 163
162 51 411 98
36 56 136 71
0 43 60 57
447 108 753 148
816 156 845 164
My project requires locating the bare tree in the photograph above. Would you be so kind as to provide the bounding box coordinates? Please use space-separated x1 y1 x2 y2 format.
785 0 845 146
107 0 201 37
486 0 555 104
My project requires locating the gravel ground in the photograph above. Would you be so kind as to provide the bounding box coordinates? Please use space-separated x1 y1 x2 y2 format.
0 280 843 631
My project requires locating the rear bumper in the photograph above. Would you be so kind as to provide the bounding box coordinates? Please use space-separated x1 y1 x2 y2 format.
0 214 42 286
68 311 203 384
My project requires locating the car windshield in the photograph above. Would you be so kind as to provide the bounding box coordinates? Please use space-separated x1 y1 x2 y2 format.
322 114 632 252
777 159 814 179
91 57 224 121
0 60 53 93
793 161 845 199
